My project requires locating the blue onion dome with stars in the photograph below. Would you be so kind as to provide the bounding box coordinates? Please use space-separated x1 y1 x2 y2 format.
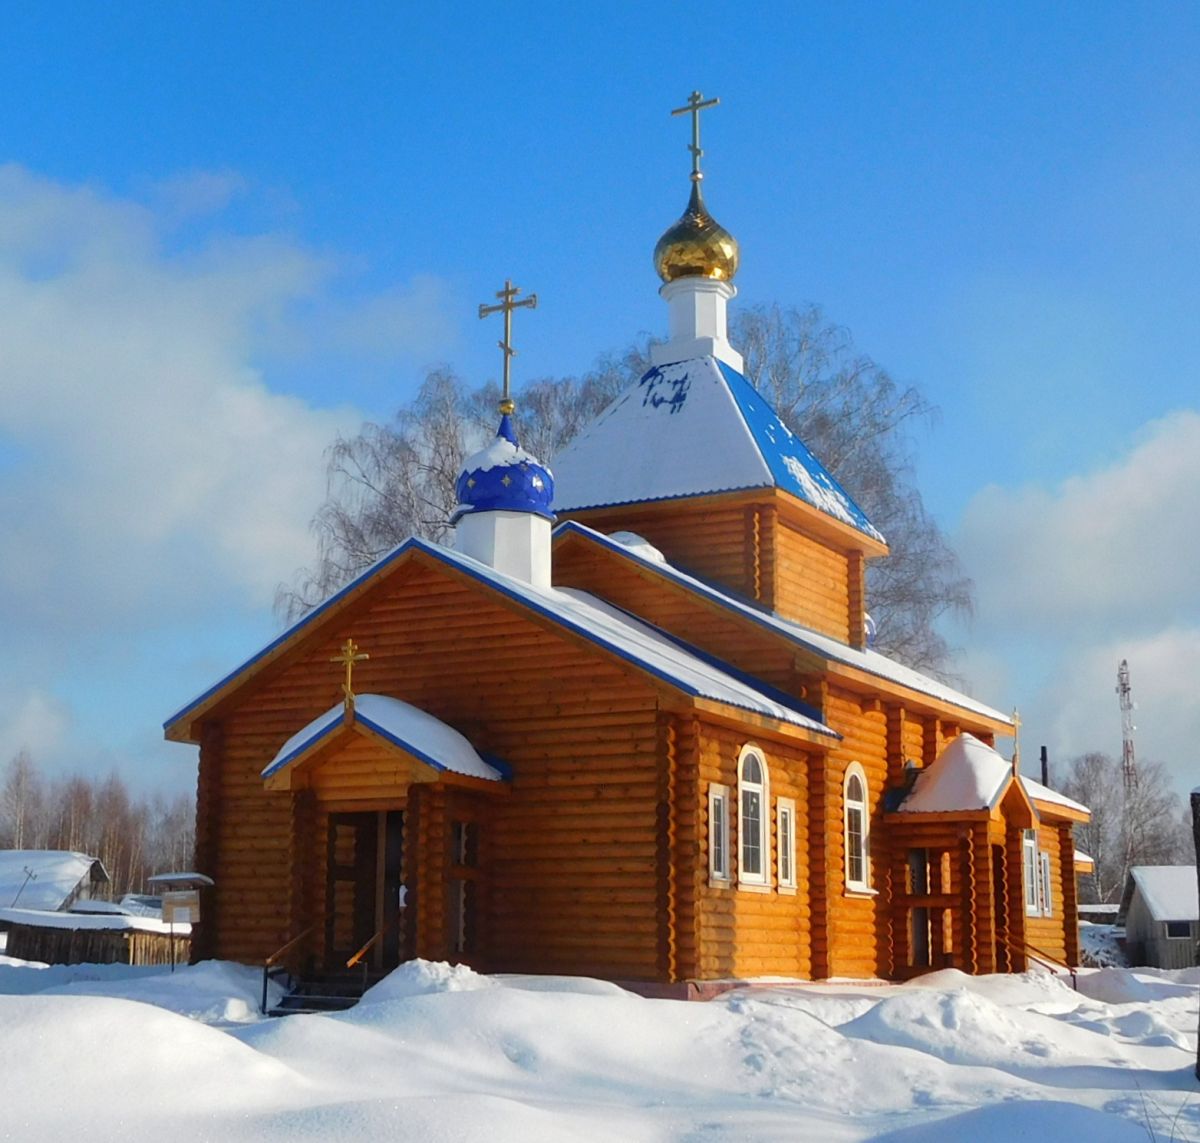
452 399 555 523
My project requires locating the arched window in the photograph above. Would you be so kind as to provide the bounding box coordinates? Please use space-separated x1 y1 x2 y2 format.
844 763 870 891
738 746 770 887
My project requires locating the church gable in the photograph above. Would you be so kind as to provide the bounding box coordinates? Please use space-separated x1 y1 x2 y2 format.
553 357 885 551
552 522 1010 734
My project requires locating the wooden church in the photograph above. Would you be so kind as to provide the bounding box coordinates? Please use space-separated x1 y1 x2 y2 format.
164 94 1089 992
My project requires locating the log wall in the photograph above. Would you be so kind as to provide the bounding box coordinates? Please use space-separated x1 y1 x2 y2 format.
692 719 813 980
198 556 667 979
560 494 858 641
821 685 889 978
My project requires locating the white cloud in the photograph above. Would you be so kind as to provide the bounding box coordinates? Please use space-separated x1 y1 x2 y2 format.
0 690 71 765
0 165 455 790
959 409 1200 637
0 165 382 631
954 409 1200 795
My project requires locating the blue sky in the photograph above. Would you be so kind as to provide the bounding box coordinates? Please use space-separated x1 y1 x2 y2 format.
0 3 1197 796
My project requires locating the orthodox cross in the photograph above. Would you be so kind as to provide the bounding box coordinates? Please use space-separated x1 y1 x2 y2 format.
671 89 719 183
479 279 537 413
331 638 369 714
1010 708 1022 775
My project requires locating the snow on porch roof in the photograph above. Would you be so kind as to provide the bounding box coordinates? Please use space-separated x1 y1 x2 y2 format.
556 523 1010 725
262 694 510 783
1129 866 1199 922
551 357 885 545
897 733 1014 813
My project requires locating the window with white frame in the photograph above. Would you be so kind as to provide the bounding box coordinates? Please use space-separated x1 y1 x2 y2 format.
738 747 769 887
1165 921 1191 939
708 783 731 884
844 764 870 891
1022 829 1040 915
1039 851 1053 917
777 797 797 891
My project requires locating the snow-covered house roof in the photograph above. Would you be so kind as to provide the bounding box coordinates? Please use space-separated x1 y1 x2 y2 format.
555 523 1010 726
551 357 885 545
0 850 109 912
1021 775 1089 817
263 694 511 783
896 733 1013 814
166 536 835 744
1123 866 1199 923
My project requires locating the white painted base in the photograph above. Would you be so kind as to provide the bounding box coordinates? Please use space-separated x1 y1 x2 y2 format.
455 510 552 588
650 277 744 372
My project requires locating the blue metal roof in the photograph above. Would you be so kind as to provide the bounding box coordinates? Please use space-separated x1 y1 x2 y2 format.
716 361 883 542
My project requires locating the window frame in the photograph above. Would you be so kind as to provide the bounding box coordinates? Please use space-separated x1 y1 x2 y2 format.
776 797 797 892
1164 920 1191 940
1039 850 1053 917
737 746 770 889
1022 829 1041 916
843 763 871 893
708 783 731 886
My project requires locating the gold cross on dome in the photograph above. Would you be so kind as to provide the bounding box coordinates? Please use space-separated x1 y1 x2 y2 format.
331 638 369 713
479 279 537 412
671 90 719 183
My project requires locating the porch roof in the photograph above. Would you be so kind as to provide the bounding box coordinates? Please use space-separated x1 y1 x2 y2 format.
262 694 510 783
897 733 1013 814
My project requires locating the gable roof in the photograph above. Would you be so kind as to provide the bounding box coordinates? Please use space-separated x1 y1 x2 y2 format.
164 536 836 744
554 522 1010 727
897 733 1013 814
263 694 510 783
551 356 885 545
0 850 109 911
1021 775 1089 818
1126 866 1199 922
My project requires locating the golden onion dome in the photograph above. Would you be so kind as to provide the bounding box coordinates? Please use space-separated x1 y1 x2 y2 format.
653 180 740 284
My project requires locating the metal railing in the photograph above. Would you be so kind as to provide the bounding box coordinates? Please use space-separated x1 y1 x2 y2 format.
261 922 319 1014
1002 933 1079 989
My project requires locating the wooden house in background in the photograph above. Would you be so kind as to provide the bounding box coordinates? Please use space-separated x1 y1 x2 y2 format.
1118 866 1199 969
164 127 1089 991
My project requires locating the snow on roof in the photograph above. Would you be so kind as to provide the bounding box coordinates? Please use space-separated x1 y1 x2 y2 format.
470 565 832 736
146 872 215 888
0 906 189 934
1021 775 1089 816
1129 866 1199 922
262 694 509 782
0 851 107 911
556 523 1009 725
169 535 835 743
897 733 1012 813
551 357 884 543
1074 850 1096 868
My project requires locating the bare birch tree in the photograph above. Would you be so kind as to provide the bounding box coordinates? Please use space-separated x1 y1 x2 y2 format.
277 304 972 674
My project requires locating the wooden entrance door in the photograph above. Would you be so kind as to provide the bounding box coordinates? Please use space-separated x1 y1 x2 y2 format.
326 811 405 970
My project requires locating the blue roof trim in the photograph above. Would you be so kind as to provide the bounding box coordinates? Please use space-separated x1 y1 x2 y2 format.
260 714 345 779
592 600 834 735
260 703 511 783
165 537 424 731
167 533 825 738
553 521 1008 724
412 542 826 732
715 360 882 542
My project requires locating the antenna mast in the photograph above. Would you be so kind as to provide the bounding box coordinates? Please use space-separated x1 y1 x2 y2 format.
1116 659 1139 793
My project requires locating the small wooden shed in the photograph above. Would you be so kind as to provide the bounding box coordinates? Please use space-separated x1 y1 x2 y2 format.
1118 866 1199 969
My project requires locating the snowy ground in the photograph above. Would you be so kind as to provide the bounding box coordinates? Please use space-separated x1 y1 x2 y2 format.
0 956 1196 1142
